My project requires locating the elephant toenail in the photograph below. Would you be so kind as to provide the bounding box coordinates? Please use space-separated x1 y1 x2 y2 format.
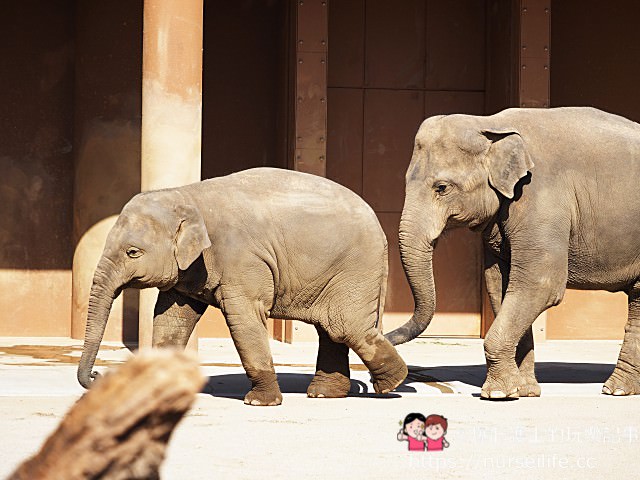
602 385 612 395
613 388 626 396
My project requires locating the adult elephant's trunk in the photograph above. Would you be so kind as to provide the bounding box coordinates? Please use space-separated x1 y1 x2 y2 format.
77 258 122 389
384 198 441 346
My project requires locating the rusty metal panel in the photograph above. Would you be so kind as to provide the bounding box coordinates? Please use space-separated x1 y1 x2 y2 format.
294 147 326 176
363 89 424 212
425 0 486 91
484 0 519 113
519 0 550 107
297 0 328 53
365 0 425 89
377 212 413 313
424 91 485 118
377 214 482 337
326 87 364 195
295 51 327 151
294 1 328 177
433 229 483 317
327 0 364 87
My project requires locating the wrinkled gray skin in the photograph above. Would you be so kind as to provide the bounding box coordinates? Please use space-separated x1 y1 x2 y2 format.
386 107 640 399
78 167 408 405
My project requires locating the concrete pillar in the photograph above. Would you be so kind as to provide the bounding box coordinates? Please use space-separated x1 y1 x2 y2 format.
139 0 204 349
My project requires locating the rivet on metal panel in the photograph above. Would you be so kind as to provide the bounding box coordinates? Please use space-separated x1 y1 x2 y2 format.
298 40 304 45
521 102 527 107
544 46 549 52
320 136 325 142
298 59 303 64
545 7 549 13
522 45 527 50
321 1 326 6
522 64 526 70
320 58 325 64
544 65 549 70
299 1 303 5
319 156 325 161
522 7 527 13
298 97 303 103
320 97 326 103
297 137 302 141
321 40 326 46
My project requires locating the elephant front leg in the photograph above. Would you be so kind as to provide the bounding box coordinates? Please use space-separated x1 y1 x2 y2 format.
484 254 540 397
153 289 207 348
307 326 351 398
225 300 282 406
603 285 640 395
515 327 540 397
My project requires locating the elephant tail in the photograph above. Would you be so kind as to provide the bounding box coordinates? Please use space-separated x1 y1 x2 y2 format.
376 240 388 332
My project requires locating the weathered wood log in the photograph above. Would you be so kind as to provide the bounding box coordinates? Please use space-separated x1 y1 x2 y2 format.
9 349 205 480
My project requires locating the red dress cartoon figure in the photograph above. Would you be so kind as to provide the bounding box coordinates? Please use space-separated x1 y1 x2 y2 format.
424 414 450 451
397 413 427 451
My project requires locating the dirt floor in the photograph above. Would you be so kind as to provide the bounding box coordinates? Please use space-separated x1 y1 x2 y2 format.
1 337 639 479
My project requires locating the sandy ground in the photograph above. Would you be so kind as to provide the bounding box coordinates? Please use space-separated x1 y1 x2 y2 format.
0 337 639 479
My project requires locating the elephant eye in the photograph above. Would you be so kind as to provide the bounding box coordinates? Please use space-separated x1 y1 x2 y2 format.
126 247 143 258
434 183 451 195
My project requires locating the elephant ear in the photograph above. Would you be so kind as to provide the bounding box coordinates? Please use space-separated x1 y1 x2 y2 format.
482 129 534 199
174 204 212 270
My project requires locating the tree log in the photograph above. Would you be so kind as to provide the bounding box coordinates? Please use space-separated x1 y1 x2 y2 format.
9 349 205 480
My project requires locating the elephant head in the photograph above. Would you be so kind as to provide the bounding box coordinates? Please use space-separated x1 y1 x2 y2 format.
385 114 534 345
77 189 211 388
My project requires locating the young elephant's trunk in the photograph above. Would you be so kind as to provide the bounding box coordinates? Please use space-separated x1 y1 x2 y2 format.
384 201 439 346
77 259 122 389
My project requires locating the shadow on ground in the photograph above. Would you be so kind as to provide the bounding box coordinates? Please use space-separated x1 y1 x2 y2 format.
405 362 616 388
202 373 401 400
202 362 616 400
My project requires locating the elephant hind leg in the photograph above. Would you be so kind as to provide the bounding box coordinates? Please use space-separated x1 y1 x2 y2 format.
307 326 351 398
345 328 408 394
603 284 640 396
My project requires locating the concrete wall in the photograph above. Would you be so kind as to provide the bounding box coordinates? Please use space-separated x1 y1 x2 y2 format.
0 1 75 335
0 1 143 339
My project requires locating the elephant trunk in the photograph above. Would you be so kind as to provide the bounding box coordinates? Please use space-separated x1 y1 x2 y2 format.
77 258 122 389
384 200 440 346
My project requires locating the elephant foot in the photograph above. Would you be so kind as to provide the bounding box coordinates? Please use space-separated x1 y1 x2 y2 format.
481 370 521 400
243 369 283 406
307 371 351 398
518 377 541 397
602 367 640 396
366 340 408 394
244 386 283 406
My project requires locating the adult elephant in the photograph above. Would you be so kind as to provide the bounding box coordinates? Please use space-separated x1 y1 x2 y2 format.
78 168 407 405
384 107 640 399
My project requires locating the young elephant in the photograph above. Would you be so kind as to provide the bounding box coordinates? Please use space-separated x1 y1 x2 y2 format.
385 107 640 399
78 167 408 405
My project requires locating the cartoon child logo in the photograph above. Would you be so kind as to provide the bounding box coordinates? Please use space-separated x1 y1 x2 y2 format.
397 413 427 451
424 414 450 451
397 413 449 451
